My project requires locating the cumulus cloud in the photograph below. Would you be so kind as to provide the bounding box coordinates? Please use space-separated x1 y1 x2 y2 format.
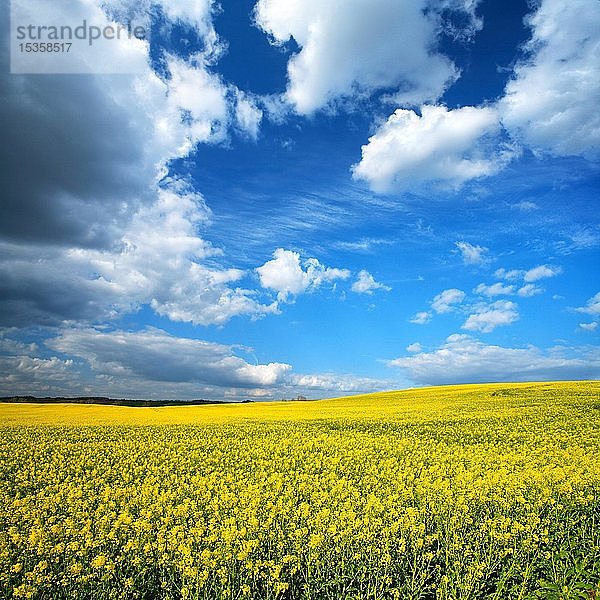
462 300 519 333
0 334 37 356
0 355 76 396
500 0 600 159
0 329 77 395
47 327 292 389
1 68 152 250
431 288 466 314
517 284 543 297
579 322 598 332
495 264 561 284
523 264 562 282
474 281 543 298
456 241 489 265
0 180 277 327
494 268 524 281
474 282 515 297
0 181 275 328
576 292 600 316
410 312 431 325
350 0 600 193
352 105 508 193
287 373 390 395
0 0 277 329
76 180 278 326
0 0 246 250
389 334 600 386
0 328 392 400
406 343 423 353
234 91 263 140
132 53 265 161
253 0 479 115
256 249 350 301
351 270 391 295
154 55 231 153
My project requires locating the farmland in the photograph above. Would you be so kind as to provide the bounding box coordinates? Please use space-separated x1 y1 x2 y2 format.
1 381 599 599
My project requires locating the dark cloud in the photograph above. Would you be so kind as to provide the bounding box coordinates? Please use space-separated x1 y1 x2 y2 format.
0 71 151 248
0 243 114 326
46 327 291 388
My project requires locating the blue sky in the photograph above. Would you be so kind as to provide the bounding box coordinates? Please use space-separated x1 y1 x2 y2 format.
1 0 599 399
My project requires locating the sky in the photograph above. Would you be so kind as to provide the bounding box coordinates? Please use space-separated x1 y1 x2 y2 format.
0 0 599 400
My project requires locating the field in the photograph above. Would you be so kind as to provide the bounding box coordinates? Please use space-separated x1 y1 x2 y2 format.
1 381 599 600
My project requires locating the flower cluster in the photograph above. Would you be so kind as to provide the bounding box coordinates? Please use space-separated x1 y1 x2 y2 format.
1 381 599 598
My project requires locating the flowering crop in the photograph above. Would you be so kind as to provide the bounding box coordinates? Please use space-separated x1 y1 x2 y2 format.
1 381 599 599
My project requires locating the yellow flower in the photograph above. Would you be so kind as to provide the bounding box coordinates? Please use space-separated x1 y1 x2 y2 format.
1 380 599 599
91 555 107 570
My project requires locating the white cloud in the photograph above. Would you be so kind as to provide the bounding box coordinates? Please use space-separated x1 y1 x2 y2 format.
256 249 350 301
158 56 231 153
475 281 544 298
462 300 519 333
410 312 431 325
1 328 393 400
514 201 539 212
156 0 213 29
256 249 307 299
579 322 598 332
494 265 561 285
0 354 79 397
576 292 600 316
253 0 476 115
234 90 263 140
500 0 600 159
252 0 599 195
0 1 276 329
47 328 292 389
0 178 282 328
389 334 600 386
406 342 423 353
287 373 390 394
431 288 466 314
517 284 543 297
495 268 524 281
133 52 250 164
351 270 391 295
335 238 394 253
523 264 562 282
0 332 38 356
350 0 600 193
554 227 600 256
352 105 507 193
10 0 150 75
456 241 489 265
0 329 78 395
67 180 277 326
475 282 515 297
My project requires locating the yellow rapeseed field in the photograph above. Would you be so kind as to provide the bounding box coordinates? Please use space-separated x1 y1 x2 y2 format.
1 381 599 599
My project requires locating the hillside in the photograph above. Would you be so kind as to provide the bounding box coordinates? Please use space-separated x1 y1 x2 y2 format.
1 381 598 598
